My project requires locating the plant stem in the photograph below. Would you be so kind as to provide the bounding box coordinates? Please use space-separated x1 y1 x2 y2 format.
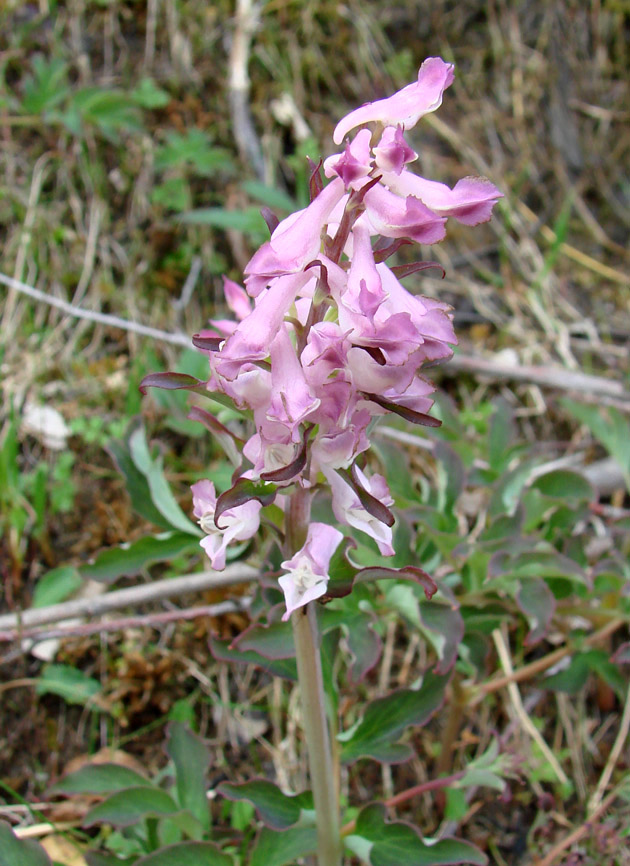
287 486 342 866
292 604 343 866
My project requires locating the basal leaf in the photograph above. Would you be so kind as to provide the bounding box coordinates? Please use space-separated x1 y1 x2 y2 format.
51 763 149 795
0 821 51 866
516 578 556 645
339 672 449 764
217 779 313 830
209 637 297 680
166 723 211 831
128 424 200 536
32 566 82 608
249 826 317 866
80 532 199 583
83 787 180 828
231 619 296 660
348 803 487 866
135 842 233 866
36 664 104 710
530 469 594 504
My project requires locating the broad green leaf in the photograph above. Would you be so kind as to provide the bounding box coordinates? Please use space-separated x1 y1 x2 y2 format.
166 723 211 831
128 424 200 536
107 433 175 530
530 469 594 504
36 664 103 709
488 549 589 586
241 180 297 213
231 620 295 660
339 672 449 764
80 532 199 583
32 566 82 607
562 399 630 490
22 56 69 115
85 853 137 866
217 779 313 830
83 787 179 828
0 821 51 866
348 803 487 866
249 826 317 866
179 207 266 236
131 78 170 109
209 637 297 680
417 602 464 675
516 578 555 645
51 763 149 795
135 841 233 866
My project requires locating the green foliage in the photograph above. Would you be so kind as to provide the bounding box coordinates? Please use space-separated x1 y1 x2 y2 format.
345 803 487 865
0 821 52 866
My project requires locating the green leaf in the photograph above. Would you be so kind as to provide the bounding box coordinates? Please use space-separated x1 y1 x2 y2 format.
80 532 199 583
347 803 487 866
249 826 317 866
83 787 180 828
166 723 211 831
36 664 103 709
241 180 297 213
127 424 200 536
179 207 266 237
530 469 594 504
155 130 233 175
22 56 69 115
85 853 137 866
217 779 313 830
32 566 82 607
209 637 297 680
0 821 51 866
51 763 149 795
561 399 630 491
516 578 555 645
107 430 175 530
339 672 449 764
231 620 295 660
131 78 170 109
135 841 233 866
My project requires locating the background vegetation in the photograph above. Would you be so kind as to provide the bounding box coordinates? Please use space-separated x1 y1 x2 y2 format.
1 1 629 864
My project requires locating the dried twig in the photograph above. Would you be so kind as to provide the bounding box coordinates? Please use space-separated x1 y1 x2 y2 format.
1 599 250 647
228 0 265 181
492 628 569 785
0 566 257 633
588 681 630 813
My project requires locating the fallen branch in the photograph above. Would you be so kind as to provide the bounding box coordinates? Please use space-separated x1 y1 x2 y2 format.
445 353 630 405
0 599 250 647
0 565 257 633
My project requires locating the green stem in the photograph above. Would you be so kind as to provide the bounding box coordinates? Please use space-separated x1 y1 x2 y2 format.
287 487 342 866
292 604 343 866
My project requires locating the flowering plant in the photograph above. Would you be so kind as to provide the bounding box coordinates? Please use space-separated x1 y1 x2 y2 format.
143 56 502 866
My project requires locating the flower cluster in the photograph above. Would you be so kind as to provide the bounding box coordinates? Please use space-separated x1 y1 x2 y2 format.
191 57 502 616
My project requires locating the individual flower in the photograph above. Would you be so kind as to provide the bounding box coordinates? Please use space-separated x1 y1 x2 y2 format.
326 466 395 556
191 479 261 570
381 171 503 227
244 177 345 296
333 56 454 144
279 523 344 619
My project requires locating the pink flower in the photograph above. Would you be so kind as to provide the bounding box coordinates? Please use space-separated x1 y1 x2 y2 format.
244 178 345 296
333 57 454 144
323 128 373 188
382 171 503 226
279 523 344 619
326 467 395 556
373 126 417 175
191 479 261 570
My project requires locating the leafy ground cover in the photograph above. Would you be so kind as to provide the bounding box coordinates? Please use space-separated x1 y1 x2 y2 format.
1 1 629 864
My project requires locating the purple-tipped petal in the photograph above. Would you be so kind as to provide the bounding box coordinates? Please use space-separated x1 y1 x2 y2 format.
333 57 454 144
